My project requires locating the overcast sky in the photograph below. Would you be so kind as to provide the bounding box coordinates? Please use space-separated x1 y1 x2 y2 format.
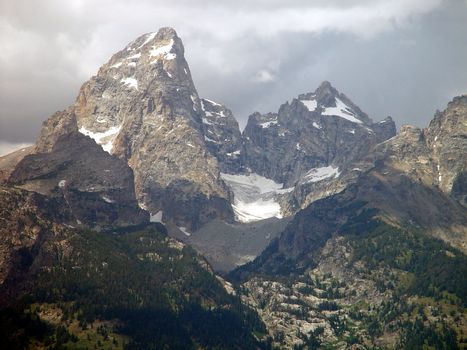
0 0 466 154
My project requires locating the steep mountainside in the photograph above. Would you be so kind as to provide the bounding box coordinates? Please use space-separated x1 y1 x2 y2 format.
237 81 396 221
243 81 396 186
231 96 467 349
0 29 398 231
17 27 234 231
8 131 148 231
201 98 245 173
0 26 465 349
0 187 266 349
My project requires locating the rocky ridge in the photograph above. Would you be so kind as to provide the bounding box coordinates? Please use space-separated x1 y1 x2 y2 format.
9 131 148 231
0 28 399 231
232 96 467 348
1 28 237 231
242 81 396 186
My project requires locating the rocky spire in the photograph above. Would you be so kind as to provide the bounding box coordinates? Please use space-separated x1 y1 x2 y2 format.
32 27 234 231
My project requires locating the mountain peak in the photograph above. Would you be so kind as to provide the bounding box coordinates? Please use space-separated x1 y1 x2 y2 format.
316 80 334 91
114 27 184 68
156 26 178 38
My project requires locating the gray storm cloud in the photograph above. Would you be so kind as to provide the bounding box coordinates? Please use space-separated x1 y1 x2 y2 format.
0 0 466 152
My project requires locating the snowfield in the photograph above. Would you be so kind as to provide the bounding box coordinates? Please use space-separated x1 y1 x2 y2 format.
303 165 340 183
221 173 293 223
322 98 362 124
78 125 122 154
300 99 318 112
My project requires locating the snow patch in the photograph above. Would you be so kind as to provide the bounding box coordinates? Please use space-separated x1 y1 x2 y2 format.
137 32 156 49
233 199 282 223
303 165 340 183
150 211 164 223
204 135 218 143
312 122 321 129
203 98 221 106
149 39 175 61
127 62 136 67
165 53 176 60
120 77 138 90
128 53 141 60
221 173 293 223
78 125 122 154
202 118 213 125
216 110 227 118
179 226 191 236
322 98 363 124
300 99 317 112
190 95 197 111
226 150 241 157
110 62 122 68
58 180 66 189
101 195 115 204
260 120 278 128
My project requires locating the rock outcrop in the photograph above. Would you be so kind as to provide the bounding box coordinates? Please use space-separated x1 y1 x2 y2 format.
8 131 148 230
234 95 467 279
243 81 396 186
72 27 234 230
201 98 244 173
425 95 467 205
3 28 234 231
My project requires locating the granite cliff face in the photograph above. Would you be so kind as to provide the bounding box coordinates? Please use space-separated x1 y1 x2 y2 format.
232 96 467 349
242 81 396 186
8 132 148 230
201 98 245 173
3 28 234 231
423 95 467 205
0 29 398 229
238 81 396 221
236 95 467 274
73 27 234 230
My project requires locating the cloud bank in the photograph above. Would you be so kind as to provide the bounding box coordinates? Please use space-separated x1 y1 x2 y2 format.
0 0 466 143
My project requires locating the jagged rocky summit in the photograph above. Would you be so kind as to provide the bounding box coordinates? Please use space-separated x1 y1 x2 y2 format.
243 81 395 186
0 27 397 231
0 26 466 350
2 28 236 231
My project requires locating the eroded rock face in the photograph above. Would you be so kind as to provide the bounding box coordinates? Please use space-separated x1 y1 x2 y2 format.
240 82 396 218
372 95 467 208
242 81 396 187
22 27 233 230
35 108 78 153
201 98 244 173
425 96 467 205
9 132 148 230
235 96 467 278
